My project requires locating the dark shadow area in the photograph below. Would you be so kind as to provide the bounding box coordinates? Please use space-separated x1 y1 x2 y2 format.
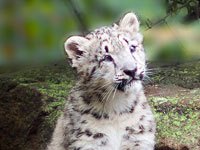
0 78 55 150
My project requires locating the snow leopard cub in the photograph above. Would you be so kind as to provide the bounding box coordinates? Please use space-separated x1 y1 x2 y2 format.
47 12 156 150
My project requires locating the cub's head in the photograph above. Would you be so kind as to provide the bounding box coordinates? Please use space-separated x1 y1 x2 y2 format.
64 13 146 92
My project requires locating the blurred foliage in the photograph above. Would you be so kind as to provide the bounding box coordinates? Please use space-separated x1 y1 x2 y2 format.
0 0 199 67
153 41 188 62
165 0 200 22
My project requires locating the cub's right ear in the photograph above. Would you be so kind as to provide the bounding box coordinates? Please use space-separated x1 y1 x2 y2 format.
64 36 89 67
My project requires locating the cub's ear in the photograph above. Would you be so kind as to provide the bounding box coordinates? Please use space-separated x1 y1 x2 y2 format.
64 36 89 68
64 36 89 60
119 12 139 32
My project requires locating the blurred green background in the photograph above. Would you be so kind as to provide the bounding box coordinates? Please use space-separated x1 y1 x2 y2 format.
0 0 200 67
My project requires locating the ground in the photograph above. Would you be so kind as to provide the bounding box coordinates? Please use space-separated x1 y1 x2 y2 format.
0 60 199 150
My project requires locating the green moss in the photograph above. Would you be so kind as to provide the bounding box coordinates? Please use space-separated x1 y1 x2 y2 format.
149 90 200 148
154 41 189 62
151 61 200 89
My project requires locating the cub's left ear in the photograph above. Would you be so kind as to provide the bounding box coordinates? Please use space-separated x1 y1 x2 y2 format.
119 12 139 32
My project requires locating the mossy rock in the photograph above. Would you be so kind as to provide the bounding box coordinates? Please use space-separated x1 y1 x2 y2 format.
149 60 200 89
147 61 200 150
146 85 200 150
0 60 199 150
0 61 75 150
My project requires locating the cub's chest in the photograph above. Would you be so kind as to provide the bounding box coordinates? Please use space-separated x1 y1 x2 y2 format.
82 113 136 146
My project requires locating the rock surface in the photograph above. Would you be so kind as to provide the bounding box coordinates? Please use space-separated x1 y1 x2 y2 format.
0 60 199 150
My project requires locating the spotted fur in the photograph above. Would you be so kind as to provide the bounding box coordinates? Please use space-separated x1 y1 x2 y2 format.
47 12 156 150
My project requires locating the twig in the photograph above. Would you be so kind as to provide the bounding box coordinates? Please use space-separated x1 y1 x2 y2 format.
145 0 194 30
64 0 88 35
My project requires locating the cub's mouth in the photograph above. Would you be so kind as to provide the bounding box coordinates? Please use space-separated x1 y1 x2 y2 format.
115 78 139 91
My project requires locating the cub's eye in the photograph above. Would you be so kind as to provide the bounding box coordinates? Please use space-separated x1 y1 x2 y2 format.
130 45 136 53
104 55 113 62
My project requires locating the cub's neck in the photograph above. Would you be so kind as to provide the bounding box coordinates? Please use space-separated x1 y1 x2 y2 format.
77 78 143 116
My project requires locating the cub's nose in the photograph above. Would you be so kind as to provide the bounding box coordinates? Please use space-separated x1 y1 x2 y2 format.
123 68 137 78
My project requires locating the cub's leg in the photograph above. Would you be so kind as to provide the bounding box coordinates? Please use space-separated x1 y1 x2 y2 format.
47 115 67 150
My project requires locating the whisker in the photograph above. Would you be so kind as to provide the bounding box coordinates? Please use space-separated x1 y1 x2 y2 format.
95 81 112 90
112 83 118 102
100 85 113 103
143 75 153 83
101 85 115 116
146 68 159 71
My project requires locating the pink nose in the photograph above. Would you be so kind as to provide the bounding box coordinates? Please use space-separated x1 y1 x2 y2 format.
123 68 137 78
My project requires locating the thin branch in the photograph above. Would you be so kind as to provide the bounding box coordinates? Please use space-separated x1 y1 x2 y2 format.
64 0 88 35
145 0 194 30
165 20 185 51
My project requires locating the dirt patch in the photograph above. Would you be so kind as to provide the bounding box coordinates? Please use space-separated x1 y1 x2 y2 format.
145 84 189 97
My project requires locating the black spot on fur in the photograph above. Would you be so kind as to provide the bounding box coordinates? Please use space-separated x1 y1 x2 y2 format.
129 106 134 113
134 100 138 105
81 120 87 124
85 129 93 137
82 97 91 104
91 66 96 75
74 147 81 150
93 133 104 139
91 112 109 119
72 107 81 112
87 66 96 79
126 126 135 134
70 129 75 134
91 112 101 119
64 139 77 148
98 58 104 67
126 126 130 131
120 105 135 114
101 140 107 146
135 143 140 146
95 55 98 60
103 113 109 119
69 122 74 126
149 128 153 132
81 108 91 115
139 125 145 133
139 115 145 121
141 102 148 109
72 128 80 134
123 134 130 140
76 131 85 138
105 46 109 52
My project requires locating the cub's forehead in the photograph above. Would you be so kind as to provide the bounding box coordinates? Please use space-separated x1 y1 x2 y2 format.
86 26 124 40
85 25 143 53
86 25 141 43
86 26 126 53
